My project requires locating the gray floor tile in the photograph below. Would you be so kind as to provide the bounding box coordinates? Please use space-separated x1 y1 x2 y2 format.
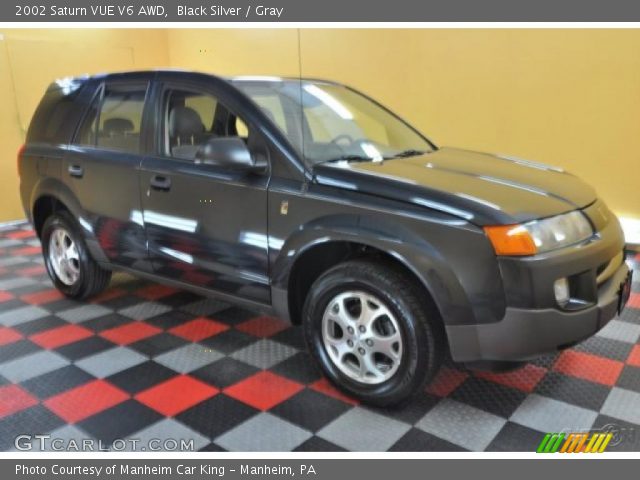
215 413 311 451
231 339 297 369
600 387 640 425
0 351 69 383
415 399 507 451
57 305 113 323
126 419 210 452
119 302 171 320
0 305 49 327
0 239 23 248
318 408 411 451
510 394 598 433
76 347 147 378
597 320 640 344
0 256 31 267
0 277 38 291
154 344 223 373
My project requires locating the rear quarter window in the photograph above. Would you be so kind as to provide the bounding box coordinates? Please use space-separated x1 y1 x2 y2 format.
26 80 88 145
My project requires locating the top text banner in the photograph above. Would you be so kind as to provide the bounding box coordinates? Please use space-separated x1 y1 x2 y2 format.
4 0 640 22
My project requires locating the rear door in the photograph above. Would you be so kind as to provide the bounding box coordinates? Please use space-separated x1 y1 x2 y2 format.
139 78 271 303
65 79 151 270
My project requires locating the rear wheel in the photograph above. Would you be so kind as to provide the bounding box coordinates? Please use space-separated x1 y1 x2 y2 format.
41 211 111 299
303 259 444 406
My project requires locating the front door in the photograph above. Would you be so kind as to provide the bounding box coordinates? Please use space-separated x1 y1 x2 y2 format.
139 82 271 303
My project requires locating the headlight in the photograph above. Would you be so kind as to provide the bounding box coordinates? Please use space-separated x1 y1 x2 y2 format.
484 210 594 256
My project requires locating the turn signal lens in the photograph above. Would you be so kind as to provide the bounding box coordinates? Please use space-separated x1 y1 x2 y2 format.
17 144 26 176
484 224 537 256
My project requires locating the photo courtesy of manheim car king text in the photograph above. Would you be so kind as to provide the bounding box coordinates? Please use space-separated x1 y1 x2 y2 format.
0 0 639 477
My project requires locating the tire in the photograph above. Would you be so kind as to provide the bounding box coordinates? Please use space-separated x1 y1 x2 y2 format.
41 210 111 299
303 259 444 407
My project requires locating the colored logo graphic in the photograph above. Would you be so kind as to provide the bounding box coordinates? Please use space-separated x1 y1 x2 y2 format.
536 432 613 453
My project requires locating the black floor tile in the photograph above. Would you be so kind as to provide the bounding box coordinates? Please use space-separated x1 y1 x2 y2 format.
55 336 114 361
176 394 259 439
78 400 163 446
535 371 611 411
21 365 94 399
486 421 545 452
451 376 526 418
271 389 352 432
271 352 323 384
389 428 467 452
106 361 178 394
190 357 259 389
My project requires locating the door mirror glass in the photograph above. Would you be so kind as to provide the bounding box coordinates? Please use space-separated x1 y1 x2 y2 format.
195 137 266 173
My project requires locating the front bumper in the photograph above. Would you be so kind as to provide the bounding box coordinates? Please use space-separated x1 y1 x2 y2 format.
446 260 630 362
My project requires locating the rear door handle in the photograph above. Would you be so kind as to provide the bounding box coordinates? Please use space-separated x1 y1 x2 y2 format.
68 165 84 178
150 175 171 191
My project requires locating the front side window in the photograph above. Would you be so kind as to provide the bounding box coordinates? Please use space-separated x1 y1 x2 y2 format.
232 79 434 165
162 88 249 161
74 84 147 154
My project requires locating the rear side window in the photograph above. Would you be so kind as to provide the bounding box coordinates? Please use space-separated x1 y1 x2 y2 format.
27 79 87 144
74 83 148 154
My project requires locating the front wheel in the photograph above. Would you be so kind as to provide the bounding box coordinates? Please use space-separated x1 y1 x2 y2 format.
41 211 111 299
303 259 444 406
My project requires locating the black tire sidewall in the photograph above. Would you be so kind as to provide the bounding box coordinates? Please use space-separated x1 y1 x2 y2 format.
41 212 88 297
303 265 434 405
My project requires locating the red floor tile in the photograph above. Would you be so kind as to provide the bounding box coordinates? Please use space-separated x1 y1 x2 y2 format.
12 246 42 256
100 322 162 346
6 229 36 240
20 289 64 305
426 366 470 397
90 287 126 304
0 291 14 303
44 380 129 423
236 316 289 337
16 265 46 277
224 371 304 410
135 375 218 416
554 350 624 386
628 345 640 368
136 284 179 300
168 317 229 342
0 327 22 346
476 364 548 393
628 292 640 309
0 385 38 418
30 324 94 349
309 378 359 406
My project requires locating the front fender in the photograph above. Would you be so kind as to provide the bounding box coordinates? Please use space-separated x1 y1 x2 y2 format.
271 213 476 327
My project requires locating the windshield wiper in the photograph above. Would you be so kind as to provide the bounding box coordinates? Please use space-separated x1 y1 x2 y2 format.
391 149 426 159
322 155 377 163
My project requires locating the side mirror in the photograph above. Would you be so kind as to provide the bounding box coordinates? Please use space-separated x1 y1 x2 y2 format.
195 137 267 173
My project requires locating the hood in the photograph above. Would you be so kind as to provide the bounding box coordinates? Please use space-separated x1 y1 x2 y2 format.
313 147 597 226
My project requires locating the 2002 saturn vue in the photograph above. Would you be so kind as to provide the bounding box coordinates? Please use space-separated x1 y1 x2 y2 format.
18 71 632 405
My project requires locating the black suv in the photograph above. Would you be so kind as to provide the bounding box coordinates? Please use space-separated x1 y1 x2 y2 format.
19 70 632 405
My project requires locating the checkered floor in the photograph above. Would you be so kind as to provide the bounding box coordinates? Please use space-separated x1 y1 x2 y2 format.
1 222 639 452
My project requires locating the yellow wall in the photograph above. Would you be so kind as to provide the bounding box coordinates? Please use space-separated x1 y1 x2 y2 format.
0 29 169 221
298 29 640 221
1 29 638 223
165 28 639 221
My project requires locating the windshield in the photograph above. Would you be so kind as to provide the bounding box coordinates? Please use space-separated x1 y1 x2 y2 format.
232 78 434 164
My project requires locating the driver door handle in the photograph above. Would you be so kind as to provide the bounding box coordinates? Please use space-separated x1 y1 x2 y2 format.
150 175 171 191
